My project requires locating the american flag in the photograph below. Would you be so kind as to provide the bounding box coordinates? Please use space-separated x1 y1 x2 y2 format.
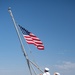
18 25 44 50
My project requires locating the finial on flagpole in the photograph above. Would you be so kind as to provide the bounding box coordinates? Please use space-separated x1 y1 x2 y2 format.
8 7 11 10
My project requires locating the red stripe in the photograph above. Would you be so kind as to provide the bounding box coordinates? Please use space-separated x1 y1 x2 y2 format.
37 46 44 50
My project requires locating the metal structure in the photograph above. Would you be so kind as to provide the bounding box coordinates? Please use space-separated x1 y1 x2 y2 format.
8 7 43 75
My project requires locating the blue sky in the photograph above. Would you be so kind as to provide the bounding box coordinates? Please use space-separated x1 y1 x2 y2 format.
0 0 75 75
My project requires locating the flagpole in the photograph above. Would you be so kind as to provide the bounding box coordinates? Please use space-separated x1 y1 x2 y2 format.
8 7 32 75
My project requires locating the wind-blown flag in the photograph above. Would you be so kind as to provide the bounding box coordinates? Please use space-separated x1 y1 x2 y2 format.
18 25 44 50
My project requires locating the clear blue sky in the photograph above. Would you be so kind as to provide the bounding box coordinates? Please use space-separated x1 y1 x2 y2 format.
0 0 75 75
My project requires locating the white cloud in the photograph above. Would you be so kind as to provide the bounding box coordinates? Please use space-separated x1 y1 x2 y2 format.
55 61 75 70
53 61 75 75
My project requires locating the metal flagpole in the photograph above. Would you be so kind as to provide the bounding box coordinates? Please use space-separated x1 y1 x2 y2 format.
8 7 32 75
